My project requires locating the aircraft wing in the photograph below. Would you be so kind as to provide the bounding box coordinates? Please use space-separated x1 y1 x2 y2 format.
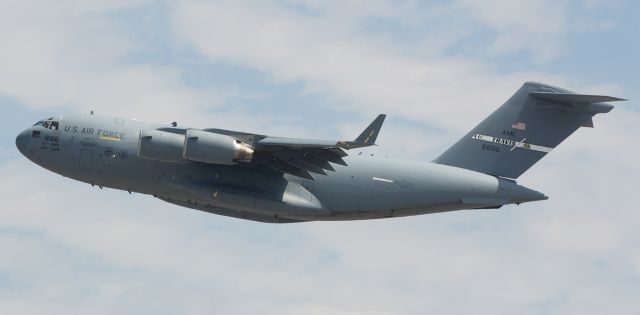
250 114 386 179
157 114 385 180
257 113 386 150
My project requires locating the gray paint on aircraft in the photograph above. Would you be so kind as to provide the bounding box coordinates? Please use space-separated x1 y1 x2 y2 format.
15 82 624 223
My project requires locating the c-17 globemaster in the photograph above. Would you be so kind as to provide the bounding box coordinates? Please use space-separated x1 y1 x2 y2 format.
16 82 624 223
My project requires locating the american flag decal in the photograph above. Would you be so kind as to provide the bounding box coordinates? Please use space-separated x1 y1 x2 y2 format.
512 122 526 130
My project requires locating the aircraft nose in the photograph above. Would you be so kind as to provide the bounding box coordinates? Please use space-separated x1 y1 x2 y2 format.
15 129 30 156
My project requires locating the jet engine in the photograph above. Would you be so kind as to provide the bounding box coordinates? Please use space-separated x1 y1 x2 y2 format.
138 129 185 162
183 129 254 165
137 129 254 164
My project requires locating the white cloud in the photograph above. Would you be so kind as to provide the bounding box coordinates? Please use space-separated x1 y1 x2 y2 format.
581 0 623 9
1 0 639 314
0 0 241 128
453 0 569 62
171 0 568 132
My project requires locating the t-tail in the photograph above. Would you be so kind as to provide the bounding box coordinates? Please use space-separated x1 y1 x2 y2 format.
434 82 625 179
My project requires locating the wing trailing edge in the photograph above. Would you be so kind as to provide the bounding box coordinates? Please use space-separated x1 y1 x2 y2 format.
253 114 385 179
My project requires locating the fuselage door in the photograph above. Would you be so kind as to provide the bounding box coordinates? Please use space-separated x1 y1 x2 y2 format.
80 149 93 171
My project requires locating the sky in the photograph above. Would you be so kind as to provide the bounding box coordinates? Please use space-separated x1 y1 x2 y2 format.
1 0 639 314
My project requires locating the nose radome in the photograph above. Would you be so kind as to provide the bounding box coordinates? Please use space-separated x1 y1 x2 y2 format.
15 129 30 156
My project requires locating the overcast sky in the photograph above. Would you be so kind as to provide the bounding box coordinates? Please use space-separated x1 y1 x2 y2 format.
1 0 639 314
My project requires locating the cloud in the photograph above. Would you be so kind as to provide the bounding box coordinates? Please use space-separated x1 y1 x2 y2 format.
453 0 569 62
1 0 639 314
581 0 623 9
0 0 244 128
171 0 571 132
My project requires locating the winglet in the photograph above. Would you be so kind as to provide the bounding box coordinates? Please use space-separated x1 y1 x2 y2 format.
338 114 386 149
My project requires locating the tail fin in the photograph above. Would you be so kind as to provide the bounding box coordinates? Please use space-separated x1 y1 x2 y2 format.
434 82 625 179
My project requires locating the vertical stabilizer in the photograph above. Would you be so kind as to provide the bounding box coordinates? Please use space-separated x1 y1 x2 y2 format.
434 82 624 178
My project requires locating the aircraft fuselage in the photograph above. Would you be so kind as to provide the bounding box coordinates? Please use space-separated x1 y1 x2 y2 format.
16 114 546 223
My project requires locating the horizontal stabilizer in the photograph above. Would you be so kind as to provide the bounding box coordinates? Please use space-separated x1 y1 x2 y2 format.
530 92 626 104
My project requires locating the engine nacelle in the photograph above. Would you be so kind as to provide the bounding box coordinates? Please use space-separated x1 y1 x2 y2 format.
138 129 185 162
183 129 253 165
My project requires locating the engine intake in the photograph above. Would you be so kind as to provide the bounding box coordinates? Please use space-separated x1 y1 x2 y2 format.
138 129 185 162
183 129 253 165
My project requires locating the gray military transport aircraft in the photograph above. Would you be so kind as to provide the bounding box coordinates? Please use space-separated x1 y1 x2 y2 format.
16 82 624 223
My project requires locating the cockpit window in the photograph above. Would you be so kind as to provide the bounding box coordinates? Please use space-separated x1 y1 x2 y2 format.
35 117 59 130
